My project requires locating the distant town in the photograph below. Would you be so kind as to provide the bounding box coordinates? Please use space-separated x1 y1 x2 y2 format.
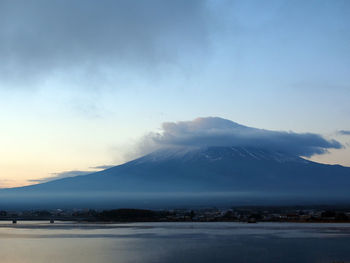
1 205 350 223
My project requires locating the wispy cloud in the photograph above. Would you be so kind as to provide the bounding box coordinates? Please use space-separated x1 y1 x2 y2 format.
90 165 114 170
0 179 16 189
338 130 350 136
29 165 115 183
135 117 343 157
28 170 93 183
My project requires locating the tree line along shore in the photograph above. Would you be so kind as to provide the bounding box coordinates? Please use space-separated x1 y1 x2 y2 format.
1 205 350 223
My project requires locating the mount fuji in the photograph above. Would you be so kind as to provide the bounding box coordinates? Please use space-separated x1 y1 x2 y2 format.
1 145 350 209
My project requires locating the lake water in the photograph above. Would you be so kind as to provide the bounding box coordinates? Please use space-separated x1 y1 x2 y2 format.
1 221 350 263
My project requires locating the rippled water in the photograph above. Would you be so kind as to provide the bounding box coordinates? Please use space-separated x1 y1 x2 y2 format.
1 221 350 263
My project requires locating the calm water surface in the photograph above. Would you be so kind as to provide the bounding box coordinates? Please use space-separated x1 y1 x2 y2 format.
0 221 350 263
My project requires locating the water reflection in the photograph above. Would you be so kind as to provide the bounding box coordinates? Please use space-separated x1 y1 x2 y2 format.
1 222 350 263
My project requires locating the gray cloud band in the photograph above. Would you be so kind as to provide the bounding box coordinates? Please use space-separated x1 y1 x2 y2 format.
0 0 211 86
338 130 350 136
138 117 342 157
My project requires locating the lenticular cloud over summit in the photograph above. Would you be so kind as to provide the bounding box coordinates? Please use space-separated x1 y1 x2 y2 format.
139 117 342 157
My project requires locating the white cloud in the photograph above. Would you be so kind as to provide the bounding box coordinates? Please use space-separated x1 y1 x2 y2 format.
136 117 343 157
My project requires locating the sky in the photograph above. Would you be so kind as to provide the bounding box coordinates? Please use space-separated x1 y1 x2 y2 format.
0 0 349 188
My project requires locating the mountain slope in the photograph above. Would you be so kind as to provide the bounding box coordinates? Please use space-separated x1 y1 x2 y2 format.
1 146 350 208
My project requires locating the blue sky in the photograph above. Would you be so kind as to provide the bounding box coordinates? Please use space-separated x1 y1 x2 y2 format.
0 0 349 187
